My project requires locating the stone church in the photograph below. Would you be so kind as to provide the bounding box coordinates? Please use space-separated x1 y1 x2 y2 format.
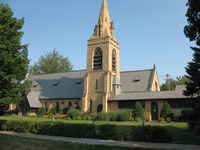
28 0 192 121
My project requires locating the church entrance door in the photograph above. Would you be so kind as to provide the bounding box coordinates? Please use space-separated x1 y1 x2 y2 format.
97 104 103 113
151 102 158 120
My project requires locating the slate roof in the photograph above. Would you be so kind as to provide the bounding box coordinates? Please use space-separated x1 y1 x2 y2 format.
30 70 86 100
27 69 154 108
120 70 153 93
110 85 189 101
27 69 191 108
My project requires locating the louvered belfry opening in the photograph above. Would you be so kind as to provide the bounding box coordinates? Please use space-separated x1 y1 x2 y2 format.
93 47 103 70
112 49 116 71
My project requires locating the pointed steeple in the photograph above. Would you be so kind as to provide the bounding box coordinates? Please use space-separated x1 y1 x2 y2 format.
98 0 111 25
91 0 115 38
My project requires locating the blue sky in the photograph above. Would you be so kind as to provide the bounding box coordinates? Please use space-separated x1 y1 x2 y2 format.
5 0 191 83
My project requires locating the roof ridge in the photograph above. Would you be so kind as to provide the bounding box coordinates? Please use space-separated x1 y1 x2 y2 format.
30 69 86 77
120 69 153 73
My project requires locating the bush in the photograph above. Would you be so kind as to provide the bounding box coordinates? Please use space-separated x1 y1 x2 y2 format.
132 126 173 143
96 124 132 141
161 102 173 121
96 110 132 121
47 108 56 119
133 102 145 120
67 109 80 119
180 109 193 122
36 108 47 117
97 112 110 121
63 107 69 114
116 110 131 121
0 119 173 143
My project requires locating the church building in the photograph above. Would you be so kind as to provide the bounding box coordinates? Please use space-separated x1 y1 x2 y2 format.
28 0 192 121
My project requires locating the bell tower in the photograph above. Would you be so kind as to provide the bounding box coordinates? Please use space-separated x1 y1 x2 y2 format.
82 0 120 113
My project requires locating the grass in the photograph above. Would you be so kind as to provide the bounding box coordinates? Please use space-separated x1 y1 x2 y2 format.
0 134 171 150
0 115 200 145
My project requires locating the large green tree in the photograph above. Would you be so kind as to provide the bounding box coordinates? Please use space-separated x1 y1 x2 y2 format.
0 4 29 107
30 50 73 75
184 0 200 131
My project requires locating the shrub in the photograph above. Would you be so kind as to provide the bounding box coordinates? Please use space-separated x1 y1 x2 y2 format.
116 110 131 121
97 112 110 121
36 108 47 117
67 109 80 119
96 124 132 141
180 109 193 122
194 124 200 136
63 107 69 114
109 112 118 121
0 119 173 143
96 111 131 121
159 117 165 122
135 117 142 122
47 108 56 119
133 102 145 120
161 102 173 121
132 126 173 143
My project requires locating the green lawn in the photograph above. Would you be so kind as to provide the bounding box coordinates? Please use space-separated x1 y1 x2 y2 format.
0 134 171 150
0 115 200 145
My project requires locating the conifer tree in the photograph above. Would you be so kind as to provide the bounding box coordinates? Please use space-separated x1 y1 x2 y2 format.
184 0 200 130
0 4 29 107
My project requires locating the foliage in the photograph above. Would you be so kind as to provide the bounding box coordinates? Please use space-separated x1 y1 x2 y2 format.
0 4 29 107
133 102 145 120
180 109 193 122
0 118 174 143
133 126 173 143
36 108 47 117
160 75 189 91
160 102 173 121
160 74 176 91
96 110 132 121
30 50 73 75
176 76 190 86
184 0 200 134
97 112 110 121
67 109 80 119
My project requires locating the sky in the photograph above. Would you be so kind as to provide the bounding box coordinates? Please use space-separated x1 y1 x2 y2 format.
3 0 191 83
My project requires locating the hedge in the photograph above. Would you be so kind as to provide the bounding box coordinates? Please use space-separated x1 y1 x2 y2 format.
0 119 172 143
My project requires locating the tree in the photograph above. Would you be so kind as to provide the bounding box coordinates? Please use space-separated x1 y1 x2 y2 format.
184 0 200 133
30 50 73 75
160 75 189 91
133 102 145 120
0 4 29 108
176 76 190 86
160 102 173 121
160 74 176 91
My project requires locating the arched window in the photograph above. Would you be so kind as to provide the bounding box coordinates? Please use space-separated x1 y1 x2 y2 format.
93 47 103 70
112 49 116 71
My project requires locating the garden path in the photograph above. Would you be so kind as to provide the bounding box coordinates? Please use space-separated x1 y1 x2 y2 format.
0 131 199 150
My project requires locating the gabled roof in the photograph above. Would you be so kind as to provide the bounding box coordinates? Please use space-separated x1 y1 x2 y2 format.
120 69 153 93
28 69 153 105
30 70 86 100
110 85 189 101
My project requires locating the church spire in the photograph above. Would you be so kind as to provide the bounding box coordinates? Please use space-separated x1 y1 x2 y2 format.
98 0 111 25
91 0 115 38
